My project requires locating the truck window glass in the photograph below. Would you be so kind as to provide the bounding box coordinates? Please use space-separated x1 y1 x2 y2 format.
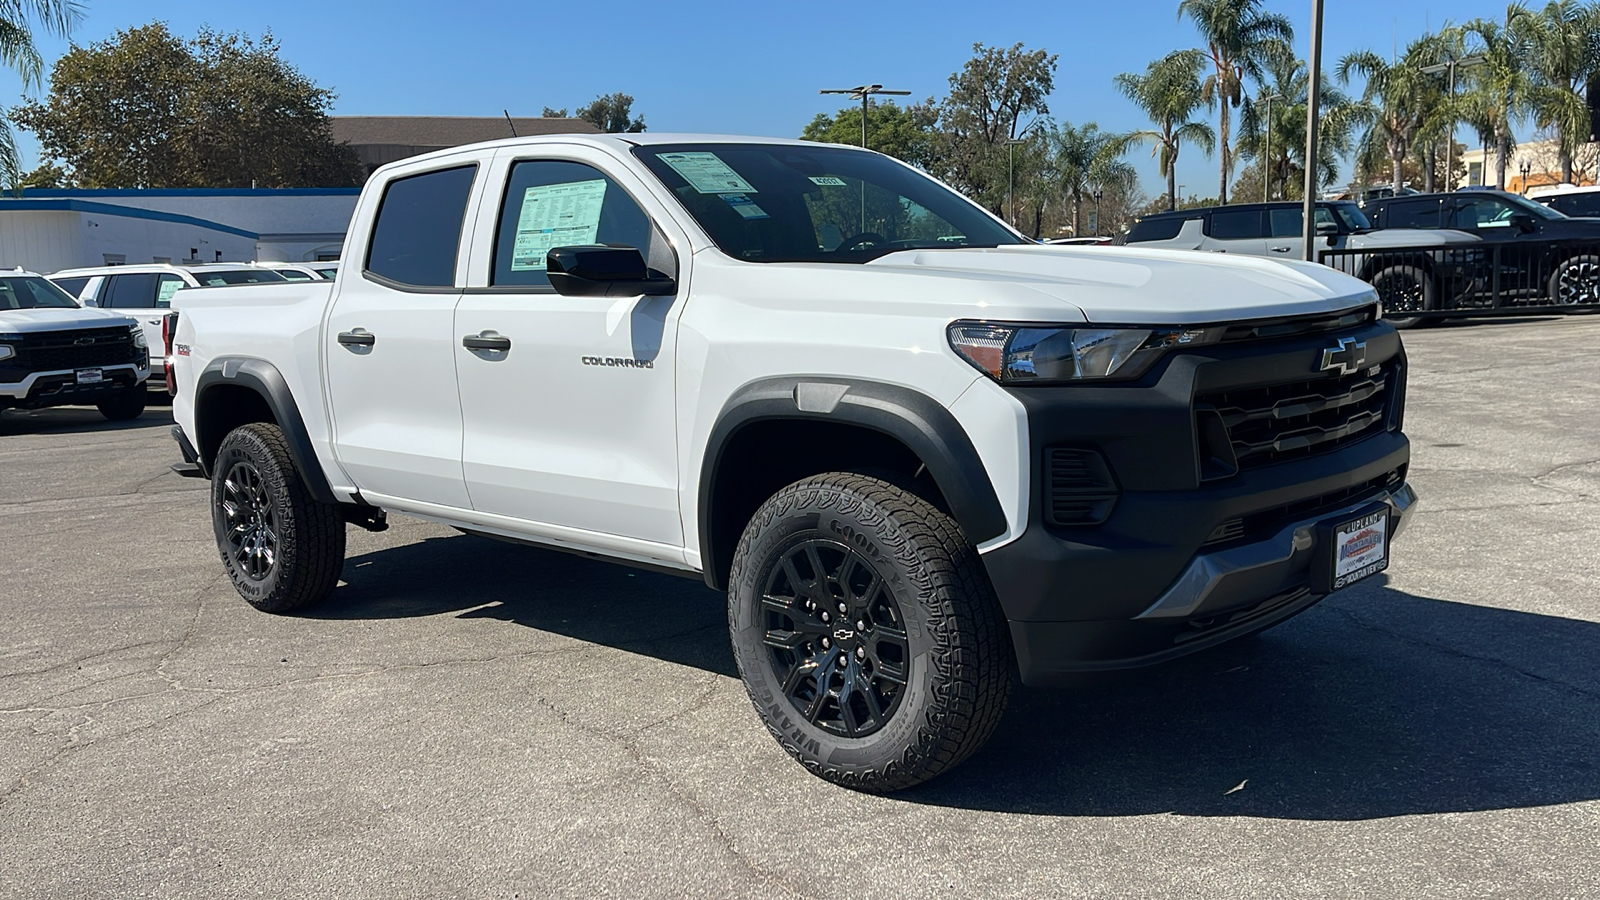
1384 200 1440 229
492 160 655 288
1450 198 1518 229
1207 209 1264 239
50 276 90 299
155 274 186 306
103 273 159 308
1125 216 1188 242
365 165 477 288
0 276 80 309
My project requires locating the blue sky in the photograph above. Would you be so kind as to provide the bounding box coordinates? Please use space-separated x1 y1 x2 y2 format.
1 0 1519 198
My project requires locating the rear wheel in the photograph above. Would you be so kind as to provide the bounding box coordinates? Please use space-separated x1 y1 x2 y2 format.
211 423 345 613
1370 265 1436 329
1548 254 1600 306
95 384 146 420
728 473 1012 792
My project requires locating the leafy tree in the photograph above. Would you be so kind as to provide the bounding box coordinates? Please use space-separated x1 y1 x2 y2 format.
0 1 79 189
1509 1 1600 183
1116 50 1216 211
1044 121 1135 235
577 92 646 133
1178 0 1293 203
1460 16 1533 188
13 23 364 188
18 160 66 188
936 42 1058 210
800 99 940 168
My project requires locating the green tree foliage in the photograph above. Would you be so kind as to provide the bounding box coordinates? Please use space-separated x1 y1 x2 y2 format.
935 42 1057 210
1459 16 1534 188
1178 0 1293 203
1044 121 1135 235
1116 50 1216 211
800 99 940 168
0 1 79 189
577 92 646 133
1509 1 1600 183
13 23 364 188
18 160 66 188
1338 33 1459 193
1235 48 1357 200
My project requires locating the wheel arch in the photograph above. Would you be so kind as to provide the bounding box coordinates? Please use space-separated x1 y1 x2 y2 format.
698 377 1007 591
194 357 336 504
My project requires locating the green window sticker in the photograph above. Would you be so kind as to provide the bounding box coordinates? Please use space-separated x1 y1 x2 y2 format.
511 179 608 271
809 176 848 186
156 280 183 303
658 151 756 194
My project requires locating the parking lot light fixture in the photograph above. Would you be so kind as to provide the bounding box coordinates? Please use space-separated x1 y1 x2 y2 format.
1420 55 1486 191
1301 0 1324 261
1261 93 1284 200
818 84 911 150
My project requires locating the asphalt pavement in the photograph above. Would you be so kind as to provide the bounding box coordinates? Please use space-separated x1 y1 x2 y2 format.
2 316 1597 899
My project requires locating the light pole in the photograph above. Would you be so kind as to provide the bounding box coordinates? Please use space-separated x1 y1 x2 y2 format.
1178 184 1186 208
1519 158 1532 193
1260 93 1283 201
1300 0 1324 261
1092 187 1103 236
817 84 911 150
1419 55 1485 191
1006 125 1039 228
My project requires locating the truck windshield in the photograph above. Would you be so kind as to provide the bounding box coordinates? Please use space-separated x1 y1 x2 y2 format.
633 143 1026 263
1329 202 1372 231
194 269 289 286
0 276 81 309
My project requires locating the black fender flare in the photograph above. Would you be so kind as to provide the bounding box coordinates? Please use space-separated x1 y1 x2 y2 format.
195 357 337 504
698 377 1008 590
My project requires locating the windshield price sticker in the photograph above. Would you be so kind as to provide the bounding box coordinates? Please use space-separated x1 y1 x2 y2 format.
809 176 848 186
1332 510 1388 589
511 179 608 271
658 151 756 194
720 193 770 220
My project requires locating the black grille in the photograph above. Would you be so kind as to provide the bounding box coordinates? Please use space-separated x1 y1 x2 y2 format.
1045 448 1119 526
1218 306 1378 343
1197 363 1395 470
12 326 141 371
1202 468 1404 548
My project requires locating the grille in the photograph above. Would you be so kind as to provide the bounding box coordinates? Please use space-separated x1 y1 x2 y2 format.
1197 362 1395 471
1045 448 1119 526
1202 468 1404 548
1218 306 1377 343
13 327 141 371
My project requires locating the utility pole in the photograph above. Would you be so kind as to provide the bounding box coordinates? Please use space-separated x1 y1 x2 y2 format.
818 84 911 150
1301 0 1324 262
1420 55 1485 191
1261 93 1283 200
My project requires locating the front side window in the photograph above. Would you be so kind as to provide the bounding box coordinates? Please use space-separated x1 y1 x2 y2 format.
491 160 659 288
1208 209 1264 240
103 272 159 308
1451 198 1521 228
366 165 477 287
0 276 80 310
633 143 1023 263
278 269 314 281
1551 193 1600 217
1384 201 1441 229
155 273 186 306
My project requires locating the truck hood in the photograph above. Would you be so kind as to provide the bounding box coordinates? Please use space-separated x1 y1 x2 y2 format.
0 307 138 334
1348 228 1481 247
861 245 1377 324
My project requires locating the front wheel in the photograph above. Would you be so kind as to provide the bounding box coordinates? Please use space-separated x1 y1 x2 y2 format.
1370 264 1436 329
728 473 1013 792
1548 254 1600 306
211 422 346 613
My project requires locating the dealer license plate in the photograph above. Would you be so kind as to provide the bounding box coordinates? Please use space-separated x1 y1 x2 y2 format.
1329 509 1388 590
75 368 103 384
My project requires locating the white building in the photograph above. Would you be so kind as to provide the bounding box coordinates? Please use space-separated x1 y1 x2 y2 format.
0 188 360 274
1459 138 1598 191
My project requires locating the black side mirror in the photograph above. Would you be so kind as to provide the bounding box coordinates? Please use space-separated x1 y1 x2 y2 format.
546 245 675 297
1316 220 1339 235
1509 213 1537 234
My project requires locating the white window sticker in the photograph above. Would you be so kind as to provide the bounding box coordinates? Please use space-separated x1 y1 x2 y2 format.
809 176 848 186
658 151 756 194
720 193 769 220
156 280 182 303
511 179 608 271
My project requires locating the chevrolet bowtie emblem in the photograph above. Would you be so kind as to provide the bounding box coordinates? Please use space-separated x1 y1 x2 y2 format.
1320 337 1367 375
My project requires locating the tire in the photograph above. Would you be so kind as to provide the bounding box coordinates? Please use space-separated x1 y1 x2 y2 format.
728 473 1012 792
96 384 146 420
1370 264 1436 329
1547 254 1600 306
211 422 346 613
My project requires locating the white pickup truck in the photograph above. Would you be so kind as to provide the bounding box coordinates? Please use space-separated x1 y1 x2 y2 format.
169 134 1418 792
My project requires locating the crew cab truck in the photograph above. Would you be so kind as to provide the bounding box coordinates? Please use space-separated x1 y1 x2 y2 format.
169 134 1419 792
1 270 149 420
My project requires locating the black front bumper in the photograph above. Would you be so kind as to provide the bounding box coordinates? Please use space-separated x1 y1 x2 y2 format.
981 316 1415 684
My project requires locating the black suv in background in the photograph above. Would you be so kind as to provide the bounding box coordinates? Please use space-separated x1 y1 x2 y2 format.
1363 190 1600 305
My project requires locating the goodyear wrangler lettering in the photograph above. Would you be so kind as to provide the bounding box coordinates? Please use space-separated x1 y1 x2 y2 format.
581 356 654 369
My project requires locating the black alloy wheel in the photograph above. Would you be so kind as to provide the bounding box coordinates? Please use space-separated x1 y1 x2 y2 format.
1550 254 1600 305
220 460 279 581
1371 265 1435 329
762 537 910 738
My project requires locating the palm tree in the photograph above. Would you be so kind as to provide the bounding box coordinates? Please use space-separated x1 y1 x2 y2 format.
1116 50 1217 211
1509 1 1600 184
1237 48 1357 200
1178 0 1293 204
1460 17 1532 189
1046 121 1135 235
0 1 80 188
1338 34 1455 193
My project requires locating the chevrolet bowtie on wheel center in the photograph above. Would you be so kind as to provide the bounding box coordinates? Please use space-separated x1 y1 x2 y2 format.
168 134 1419 792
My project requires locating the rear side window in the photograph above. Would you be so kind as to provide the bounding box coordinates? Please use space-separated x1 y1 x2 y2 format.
365 165 477 288
1383 200 1441 229
1548 193 1600 217
278 269 314 281
50 276 90 298
194 269 288 286
1125 216 1187 242
1207 209 1264 240
102 273 159 308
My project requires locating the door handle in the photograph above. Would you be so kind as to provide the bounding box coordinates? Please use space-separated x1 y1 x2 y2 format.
337 329 375 347
462 333 511 352
1269 246 1292 253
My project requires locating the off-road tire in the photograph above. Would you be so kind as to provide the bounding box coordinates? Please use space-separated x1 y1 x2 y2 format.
728 473 1012 792
95 384 146 420
1548 254 1600 306
211 423 345 613
1370 264 1436 329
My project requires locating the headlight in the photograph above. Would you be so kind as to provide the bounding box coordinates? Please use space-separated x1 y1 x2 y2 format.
129 326 148 349
948 321 1220 384
0 344 13 361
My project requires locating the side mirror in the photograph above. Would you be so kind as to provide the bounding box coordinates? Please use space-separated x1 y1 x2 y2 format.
545 245 675 297
1509 213 1537 234
1315 220 1339 235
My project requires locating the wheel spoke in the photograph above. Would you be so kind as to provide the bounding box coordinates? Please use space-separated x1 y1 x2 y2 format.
781 658 819 696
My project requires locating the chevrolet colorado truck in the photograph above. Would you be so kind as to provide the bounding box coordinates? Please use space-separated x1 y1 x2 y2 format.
169 134 1419 792
1 270 149 420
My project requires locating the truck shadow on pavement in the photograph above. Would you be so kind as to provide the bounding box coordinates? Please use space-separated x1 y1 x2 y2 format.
321 535 1600 821
0 406 173 435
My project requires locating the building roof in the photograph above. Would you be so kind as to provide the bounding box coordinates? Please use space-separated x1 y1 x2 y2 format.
330 116 601 147
0 198 258 239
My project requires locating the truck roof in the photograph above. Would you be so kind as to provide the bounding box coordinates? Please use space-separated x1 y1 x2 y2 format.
380 132 872 171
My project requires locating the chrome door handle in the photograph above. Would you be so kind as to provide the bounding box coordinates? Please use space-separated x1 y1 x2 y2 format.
462 333 511 352
1269 246 1292 253
337 329 375 347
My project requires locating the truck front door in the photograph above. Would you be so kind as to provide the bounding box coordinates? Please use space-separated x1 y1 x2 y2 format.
453 149 686 552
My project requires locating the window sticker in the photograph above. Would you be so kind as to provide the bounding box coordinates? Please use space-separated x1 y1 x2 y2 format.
511 179 608 271
156 280 183 303
658 151 756 194
809 176 848 186
721 193 769 220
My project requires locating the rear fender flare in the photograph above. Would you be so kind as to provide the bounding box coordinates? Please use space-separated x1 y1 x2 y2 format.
195 357 336 504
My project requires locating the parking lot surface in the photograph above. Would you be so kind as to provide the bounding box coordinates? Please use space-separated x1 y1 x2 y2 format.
2 317 1598 899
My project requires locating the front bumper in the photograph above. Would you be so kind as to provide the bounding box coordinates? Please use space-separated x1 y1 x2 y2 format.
0 362 150 408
